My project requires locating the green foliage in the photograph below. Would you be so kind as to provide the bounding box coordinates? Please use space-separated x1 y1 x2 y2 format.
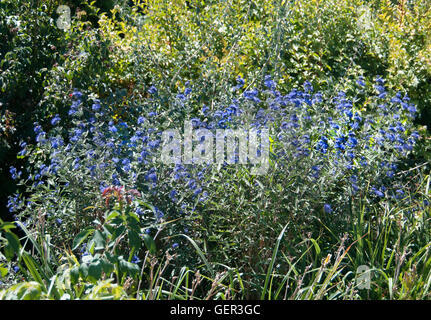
1 0 431 300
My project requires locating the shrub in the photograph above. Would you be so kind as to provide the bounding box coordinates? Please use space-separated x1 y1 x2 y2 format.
2 0 431 300
3 74 425 296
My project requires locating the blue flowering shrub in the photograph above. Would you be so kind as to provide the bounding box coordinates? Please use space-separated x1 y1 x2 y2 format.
3 0 431 300
2 72 430 299
174 76 425 286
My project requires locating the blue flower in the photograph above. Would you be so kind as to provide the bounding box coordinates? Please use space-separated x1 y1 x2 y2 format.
7 194 22 213
202 105 210 115
18 142 27 156
303 81 313 93
395 189 404 199
357 76 366 87
10 166 21 180
131 255 141 264
34 123 44 136
71 90 83 99
311 165 320 179
148 140 160 149
51 114 61 126
50 137 64 149
73 158 80 170
99 182 108 193
169 189 177 202
376 76 385 86
68 101 80 116
122 158 131 172
264 75 276 89
172 243 179 249
408 105 417 116
360 157 367 167
186 179 197 190
391 92 402 104
194 187 203 196
244 88 260 103
136 207 145 216
147 172 157 183
235 76 245 90
378 92 387 99
324 204 333 213
190 118 201 128
92 100 101 111
154 207 164 219
112 173 121 186
335 136 346 151
316 136 328 154
80 244 88 256
138 116 146 124
352 184 359 193
109 124 118 133
372 187 384 198
199 191 209 202
148 86 157 95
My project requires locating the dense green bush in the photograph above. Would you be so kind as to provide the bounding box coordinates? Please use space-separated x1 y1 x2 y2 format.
1 0 431 300
2 74 429 299
0 0 65 217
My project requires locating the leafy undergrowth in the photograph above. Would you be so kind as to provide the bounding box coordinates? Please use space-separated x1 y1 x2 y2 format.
1 0 431 300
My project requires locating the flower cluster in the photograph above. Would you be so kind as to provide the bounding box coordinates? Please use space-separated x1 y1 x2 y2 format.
8 76 421 253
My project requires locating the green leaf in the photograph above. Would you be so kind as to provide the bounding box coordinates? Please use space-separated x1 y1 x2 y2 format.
111 225 126 243
70 266 79 285
72 228 95 251
0 221 17 232
88 260 103 282
4 245 15 261
0 266 8 278
92 230 107 251
79 263 89 279
309 238 321 256
142 234 156 254
8 282 44 300
105 210 120 222
128 230 141 251
119 257 140 278
261 223 289 300
180 234 214 277
4 232 21 260
21 252 46 287
100 259 114 276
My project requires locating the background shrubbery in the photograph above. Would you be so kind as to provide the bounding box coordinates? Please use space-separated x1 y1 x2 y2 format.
1 0 431 300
